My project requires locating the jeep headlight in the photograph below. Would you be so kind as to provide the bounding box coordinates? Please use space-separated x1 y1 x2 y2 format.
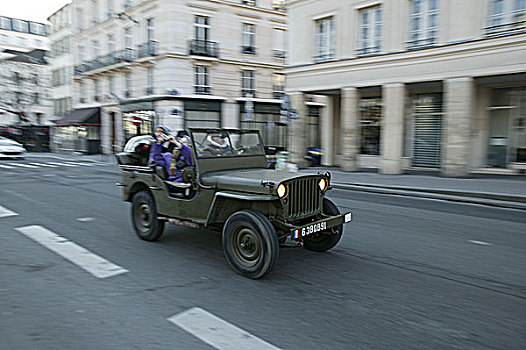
318 178 328 191
277 184 287 198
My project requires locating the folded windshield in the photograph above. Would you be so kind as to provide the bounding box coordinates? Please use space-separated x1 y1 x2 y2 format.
192 130 265 158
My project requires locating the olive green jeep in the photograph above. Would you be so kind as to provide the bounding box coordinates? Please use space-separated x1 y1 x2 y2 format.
116 128 351 278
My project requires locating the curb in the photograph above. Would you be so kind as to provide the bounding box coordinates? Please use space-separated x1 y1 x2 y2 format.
332 183 526 210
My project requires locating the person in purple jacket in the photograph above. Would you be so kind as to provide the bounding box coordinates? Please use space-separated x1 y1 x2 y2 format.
149 126 194 183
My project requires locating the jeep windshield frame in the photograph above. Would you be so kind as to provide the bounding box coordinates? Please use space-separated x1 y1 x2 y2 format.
189 128 268 174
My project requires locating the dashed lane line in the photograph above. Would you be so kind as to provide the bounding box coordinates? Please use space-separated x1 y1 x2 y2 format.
14 225 128 278
468 240 492 246
0 164 14 169
64 162 97 166
29 162 58 167
0 205 18 218
46 162 77 167
168 307 281 350
6 162 37 168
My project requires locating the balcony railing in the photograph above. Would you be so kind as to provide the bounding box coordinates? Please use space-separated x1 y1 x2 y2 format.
189 39 219 57
74 48 135 75
273 49 286 58
137 41 158 59
195 86 211 95
407 37 436 50
242 45 256 55
485 19 526 37
356 46 381 57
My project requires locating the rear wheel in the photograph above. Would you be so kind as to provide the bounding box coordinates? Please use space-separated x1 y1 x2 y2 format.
222 210 279 279
131 190 165 241
303 198 344 252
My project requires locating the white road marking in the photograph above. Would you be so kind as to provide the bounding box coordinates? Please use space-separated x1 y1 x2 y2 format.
168 307 281 350
0 205 18 218
64 162 96 166
468 240 491 246
47 162 77 167
77 217 95 222
0 164 14 169
7 162 37 168
14 225 128 278
29 162 58 167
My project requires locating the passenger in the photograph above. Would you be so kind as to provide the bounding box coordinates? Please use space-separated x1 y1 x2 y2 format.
176 130 192 147
203 132 232 156
149 127 194 182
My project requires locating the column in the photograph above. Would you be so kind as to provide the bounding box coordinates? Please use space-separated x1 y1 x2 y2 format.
381 83 405 174
320 95 334 166
443 77 474 177
288 92 308 167
340 87 360 172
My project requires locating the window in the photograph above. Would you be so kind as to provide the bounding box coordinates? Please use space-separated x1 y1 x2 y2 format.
92 40 100 58
147 67 154 95
242 0 256 6
92 0 99 24
0 17 11 30
124 72 131 97
107 34 115 53
273 28 286 58
409 0 439 49
147 18 154 42
487 0 526 35
194 66 210 94
360 98 382 155
242 70 255 97
272 0 286 12
107 0 114 18
195 15 209 41
242 23 256 54
273 73 285 99
315 17 334 62
358 6 382 56
108 75 115 94
12 19 29 32
34 93 40 104
77 8 84 31
29 22 45 35
79 82 86 103
94 79 100 101
124 28 133 60
31 73 38 85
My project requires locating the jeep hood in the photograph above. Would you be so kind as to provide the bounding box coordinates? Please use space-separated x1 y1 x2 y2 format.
200 169 323 195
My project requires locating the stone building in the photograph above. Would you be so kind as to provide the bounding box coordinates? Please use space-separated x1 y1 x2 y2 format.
286 0 526 175
51 0 292 154
0 15 52 126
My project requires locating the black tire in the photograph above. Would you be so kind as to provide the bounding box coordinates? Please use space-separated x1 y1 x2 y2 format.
131 190 165 241
222 210 279 279
303 198 344 252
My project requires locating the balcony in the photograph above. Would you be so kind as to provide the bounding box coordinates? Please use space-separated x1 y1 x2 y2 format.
356 46 381 57
407 38 436 50
137 41 158 59
74 48 135 75
242 45 256 55
195 86 211 95
273 49 286 58
485 17 526 37
189 39 219 58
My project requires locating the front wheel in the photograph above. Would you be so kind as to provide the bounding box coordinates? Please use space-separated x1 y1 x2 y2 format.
222 210 279 279
131 190 165 241
303 198 344 252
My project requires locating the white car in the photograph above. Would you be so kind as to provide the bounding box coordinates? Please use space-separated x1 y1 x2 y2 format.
0 136 26 159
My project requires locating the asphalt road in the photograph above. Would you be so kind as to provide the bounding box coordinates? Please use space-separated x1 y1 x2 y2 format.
1 155 525 350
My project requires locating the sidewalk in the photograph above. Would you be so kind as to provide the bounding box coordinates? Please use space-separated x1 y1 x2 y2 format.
301 168 526 210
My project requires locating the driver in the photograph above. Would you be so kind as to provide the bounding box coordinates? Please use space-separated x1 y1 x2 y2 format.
149 126 194 182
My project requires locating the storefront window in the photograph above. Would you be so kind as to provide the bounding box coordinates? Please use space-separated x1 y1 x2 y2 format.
307 107 321 149
410 93 443 168
184 100 221 129
240 103 286 152
122 109 155 142
360 98 382 155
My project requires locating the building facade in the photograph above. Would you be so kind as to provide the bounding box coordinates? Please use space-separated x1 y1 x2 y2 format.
52 0 291 154
286 0 526 176
0 16 52 127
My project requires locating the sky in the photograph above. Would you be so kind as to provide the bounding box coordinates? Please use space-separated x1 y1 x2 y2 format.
1 0 71 23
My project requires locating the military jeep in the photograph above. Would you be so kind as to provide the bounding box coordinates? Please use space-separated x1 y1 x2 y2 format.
116 128 351 279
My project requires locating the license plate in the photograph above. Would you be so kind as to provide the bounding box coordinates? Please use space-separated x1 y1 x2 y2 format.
291 212 351 240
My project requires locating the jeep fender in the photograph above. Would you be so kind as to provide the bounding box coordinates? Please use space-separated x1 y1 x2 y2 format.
205 192 274 227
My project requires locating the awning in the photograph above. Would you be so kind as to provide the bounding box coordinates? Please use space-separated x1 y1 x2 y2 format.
54 107 101 126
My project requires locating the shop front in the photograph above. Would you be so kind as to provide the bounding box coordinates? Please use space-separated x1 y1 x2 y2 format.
239 102 287 155
184 100 222 129
54 107 101 154
487 87 526 167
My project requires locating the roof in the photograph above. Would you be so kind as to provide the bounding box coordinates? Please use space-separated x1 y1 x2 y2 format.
54 107 101 126
2 49 47 65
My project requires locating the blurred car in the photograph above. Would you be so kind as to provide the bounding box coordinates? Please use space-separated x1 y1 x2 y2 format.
0 136 26 159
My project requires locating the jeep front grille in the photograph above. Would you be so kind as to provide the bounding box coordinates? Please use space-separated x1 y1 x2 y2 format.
287 178 321 220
